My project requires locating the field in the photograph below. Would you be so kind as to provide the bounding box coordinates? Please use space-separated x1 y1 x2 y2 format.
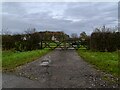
2 49 51 71
42 42 70 49
77 49 119 76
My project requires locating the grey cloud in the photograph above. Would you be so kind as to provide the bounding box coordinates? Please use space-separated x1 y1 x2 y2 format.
63 2 117 33
2 2 27 15
2 2 118 35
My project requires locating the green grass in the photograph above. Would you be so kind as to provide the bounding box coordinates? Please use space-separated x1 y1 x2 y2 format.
77 49 119 76
42 42 65 48
49 43 58 48
2 49 51 71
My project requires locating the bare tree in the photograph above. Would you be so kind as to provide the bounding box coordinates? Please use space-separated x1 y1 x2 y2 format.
2 28 12 35
24 28 36 34
71 33 78 39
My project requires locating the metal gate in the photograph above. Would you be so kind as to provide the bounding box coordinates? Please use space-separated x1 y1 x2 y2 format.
40 40 81 50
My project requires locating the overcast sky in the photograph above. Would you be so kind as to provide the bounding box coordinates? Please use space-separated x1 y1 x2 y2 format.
1 2 118 35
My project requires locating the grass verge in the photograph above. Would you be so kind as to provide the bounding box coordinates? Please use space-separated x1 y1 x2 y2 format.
2 49 51 71
77 49 118 77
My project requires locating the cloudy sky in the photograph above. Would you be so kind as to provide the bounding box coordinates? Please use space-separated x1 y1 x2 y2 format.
1 2 118 35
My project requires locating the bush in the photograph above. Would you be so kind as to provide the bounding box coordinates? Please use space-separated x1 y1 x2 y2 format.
2 35 15 50
90 31 120 52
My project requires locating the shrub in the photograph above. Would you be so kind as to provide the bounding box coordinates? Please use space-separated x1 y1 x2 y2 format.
90 31 120 52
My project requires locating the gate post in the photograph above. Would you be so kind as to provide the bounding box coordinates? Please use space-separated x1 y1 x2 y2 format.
40 40 43 49
63 40 66 50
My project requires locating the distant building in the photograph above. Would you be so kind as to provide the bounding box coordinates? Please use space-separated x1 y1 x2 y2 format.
23 36 27 40
51 35 56 41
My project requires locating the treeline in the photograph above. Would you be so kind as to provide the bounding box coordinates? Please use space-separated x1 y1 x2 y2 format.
2 26 120 52
81 26 120 52
2 29 68 51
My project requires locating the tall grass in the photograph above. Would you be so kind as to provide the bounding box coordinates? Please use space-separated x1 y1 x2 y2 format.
2 49 51 71
77 49 118 76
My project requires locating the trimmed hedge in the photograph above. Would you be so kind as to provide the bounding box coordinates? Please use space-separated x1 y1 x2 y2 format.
90 32 120 52
2 33 41 51
2 31 68 51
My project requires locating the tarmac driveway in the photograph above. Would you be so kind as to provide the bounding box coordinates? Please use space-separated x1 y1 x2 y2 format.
2 49 118 88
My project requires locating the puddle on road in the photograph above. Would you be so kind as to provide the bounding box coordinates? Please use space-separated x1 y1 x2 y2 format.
40 57 51 67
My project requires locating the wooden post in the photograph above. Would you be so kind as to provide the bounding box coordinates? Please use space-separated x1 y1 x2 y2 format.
40 40 42 49
63 40 66 50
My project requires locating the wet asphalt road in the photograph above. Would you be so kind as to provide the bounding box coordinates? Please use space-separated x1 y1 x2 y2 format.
2 49 118 88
